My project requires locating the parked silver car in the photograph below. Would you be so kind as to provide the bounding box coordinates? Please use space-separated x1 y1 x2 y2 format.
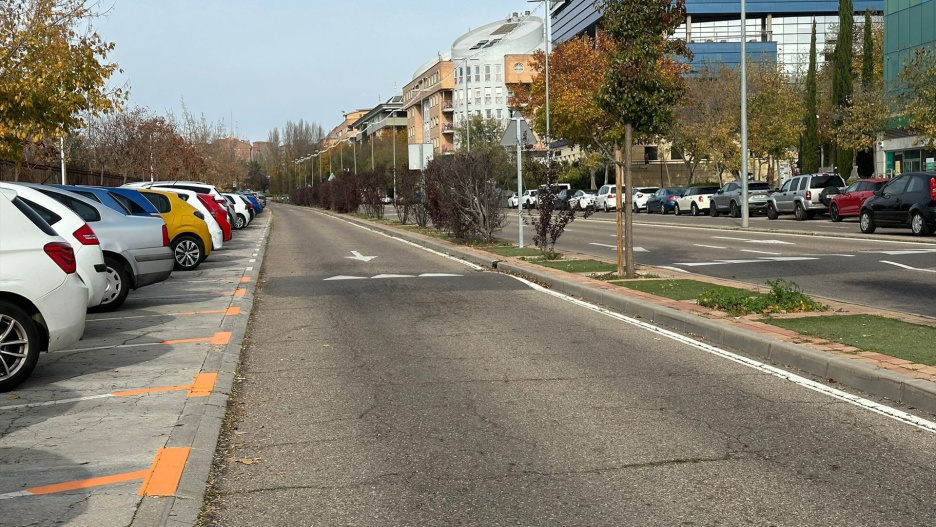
767 173 846 221
710 181 773 217
16 184 174 312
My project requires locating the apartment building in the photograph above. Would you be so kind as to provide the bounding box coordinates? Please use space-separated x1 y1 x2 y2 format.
403 12 545 156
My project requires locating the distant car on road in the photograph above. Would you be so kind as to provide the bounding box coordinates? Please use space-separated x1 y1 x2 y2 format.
569 190 596 211
859 172 936 236
675 186 721 216
645 188 686 214
711 181 772 217
829 178 889 222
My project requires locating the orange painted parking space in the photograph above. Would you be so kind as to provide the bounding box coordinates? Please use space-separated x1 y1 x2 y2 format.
161 331 231 346
111 373 217 398
225 307 241 316
26 470 150 496
240 277 252 283
138 447 190 496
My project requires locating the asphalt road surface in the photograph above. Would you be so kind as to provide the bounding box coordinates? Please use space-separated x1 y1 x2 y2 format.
503 210 936 318
206 204 936 526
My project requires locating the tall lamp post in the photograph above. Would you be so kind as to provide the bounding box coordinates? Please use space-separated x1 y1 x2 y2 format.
459 57 480 152
529 0 552 161
740 0 750 228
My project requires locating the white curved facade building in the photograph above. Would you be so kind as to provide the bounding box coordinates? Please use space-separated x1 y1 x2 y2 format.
403 12 545 155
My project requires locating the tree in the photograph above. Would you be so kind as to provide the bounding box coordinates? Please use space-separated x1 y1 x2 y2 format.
861 9 873 90
597 0 690 278
832 0 855 178
802 21 821 174
748 59 803 186
898 46 936 149
455 115 506 153
0 0 126 164
673 62 741 186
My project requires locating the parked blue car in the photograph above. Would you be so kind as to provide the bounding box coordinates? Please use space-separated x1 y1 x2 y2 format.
52 185 161 217
645 187 687 214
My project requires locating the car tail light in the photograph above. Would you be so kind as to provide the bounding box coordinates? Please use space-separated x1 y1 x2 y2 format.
162 224 170 247
667 196 677 202
44 242 76 274
806 190 812 200
698 196 704 202
930 178 936 201
72 224 99 245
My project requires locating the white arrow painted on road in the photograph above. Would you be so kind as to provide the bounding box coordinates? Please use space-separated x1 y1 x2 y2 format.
346 251 378 262
590 243 647 252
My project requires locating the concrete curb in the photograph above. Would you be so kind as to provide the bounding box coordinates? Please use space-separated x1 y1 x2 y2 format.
338 211 936 417
130 213 273 527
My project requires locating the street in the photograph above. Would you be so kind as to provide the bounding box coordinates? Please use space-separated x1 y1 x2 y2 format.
501 209 936 318
205 204 936 526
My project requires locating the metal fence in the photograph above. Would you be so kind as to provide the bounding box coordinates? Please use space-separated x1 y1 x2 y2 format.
0 159 144 187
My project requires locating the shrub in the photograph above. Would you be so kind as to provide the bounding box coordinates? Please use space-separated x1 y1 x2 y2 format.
697 278 827 316
528 160 592 256
424 151 506 242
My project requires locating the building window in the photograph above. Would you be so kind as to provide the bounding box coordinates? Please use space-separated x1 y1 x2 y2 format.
485 64 491 81
474 88 481 105
514 62 525 74
495 87 503 104
495 64 502 81
474 66 480 82
496 109 503 119
484 87 492 105
486 109 492 119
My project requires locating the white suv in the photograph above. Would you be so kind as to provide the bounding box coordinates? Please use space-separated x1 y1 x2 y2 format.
0 187 88 391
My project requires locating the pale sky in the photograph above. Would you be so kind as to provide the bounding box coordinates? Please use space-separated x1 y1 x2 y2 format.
97 0 545 143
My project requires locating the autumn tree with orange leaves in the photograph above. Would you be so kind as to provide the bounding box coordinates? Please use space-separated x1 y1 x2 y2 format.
517 0 689 278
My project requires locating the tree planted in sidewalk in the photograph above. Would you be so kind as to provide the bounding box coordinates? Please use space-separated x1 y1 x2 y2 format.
832 0 855 178
802 21 821 174
527 160 592 257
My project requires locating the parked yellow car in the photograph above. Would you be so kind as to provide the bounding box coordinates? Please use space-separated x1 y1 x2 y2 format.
137 189 212 270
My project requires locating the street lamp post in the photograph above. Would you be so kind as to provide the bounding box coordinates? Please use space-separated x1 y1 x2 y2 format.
740 0 750 227
529 0 553 161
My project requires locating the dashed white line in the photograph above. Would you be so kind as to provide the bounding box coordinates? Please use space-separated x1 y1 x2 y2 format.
741 249 783 255
694 244 727 250
881 260 936 273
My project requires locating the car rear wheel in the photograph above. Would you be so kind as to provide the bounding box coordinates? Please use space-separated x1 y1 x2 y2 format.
673 203 680 215
172 235 204 271
859 210 876 234
691 203 700 216
0 301 41 392
830 203 842 222
91 256 130 313
911 212 932 236
730 201 740 218
766 203 779 220
234 214 247 229
710 204 720 217
794 202 808 221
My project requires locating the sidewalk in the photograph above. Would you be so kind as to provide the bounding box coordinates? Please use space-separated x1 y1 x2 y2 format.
336 211 936 418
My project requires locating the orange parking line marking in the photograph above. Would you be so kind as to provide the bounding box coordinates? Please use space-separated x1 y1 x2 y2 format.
161 336 211 345
224 307 241 316
211 332 232 345
188 373 217 397
240 277 252 283
198 309 226 315
233 289 246 297
111 384 192 397
138 447 190 496
26 470 150 496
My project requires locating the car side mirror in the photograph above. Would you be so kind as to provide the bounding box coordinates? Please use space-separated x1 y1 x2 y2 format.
717 190 724 195
873 190 882 197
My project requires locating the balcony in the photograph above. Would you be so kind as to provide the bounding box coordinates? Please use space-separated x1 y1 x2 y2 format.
441 124 455 134
442 101 454 112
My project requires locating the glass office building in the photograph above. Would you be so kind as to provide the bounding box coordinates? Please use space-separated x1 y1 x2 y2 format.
552 0 882 76
881 0 936 175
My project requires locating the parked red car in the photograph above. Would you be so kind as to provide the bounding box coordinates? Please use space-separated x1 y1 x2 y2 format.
196 194 232 242
829 178 889 222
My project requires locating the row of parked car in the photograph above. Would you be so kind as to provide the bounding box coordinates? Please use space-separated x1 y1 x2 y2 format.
0 181 266 392
509 172 936 236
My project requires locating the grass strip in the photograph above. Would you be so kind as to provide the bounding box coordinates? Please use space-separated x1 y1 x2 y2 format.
764 314 936 366
483 246 544 258
611 279 748 301
535 259 618 273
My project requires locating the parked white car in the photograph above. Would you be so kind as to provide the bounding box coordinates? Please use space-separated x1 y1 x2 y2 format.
674 185 721 216
595 184 620 212
631 187 660 213
1 183 108 307
125 181 234 227
569 190 596 211
223 193 252 229
0 187 88 391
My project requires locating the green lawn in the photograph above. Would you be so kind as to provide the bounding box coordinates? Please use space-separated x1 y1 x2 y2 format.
483 246 545 258
764 315 936 366
535 259 618 273
610 279 749 301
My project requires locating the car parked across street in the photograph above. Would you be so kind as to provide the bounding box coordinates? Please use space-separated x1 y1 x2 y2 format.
829 178 889 222
645 187 686 214
711 180 772 217
631 187 660 213
859 172 936 236
0 187 88 391
569 190 596 211
595 184 619 212
767 173 846 221
675 186 721 216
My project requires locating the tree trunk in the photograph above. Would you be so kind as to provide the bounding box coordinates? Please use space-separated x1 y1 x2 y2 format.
604 163 610 185
590 167 597 190
624 123 635 279
615 145 624 278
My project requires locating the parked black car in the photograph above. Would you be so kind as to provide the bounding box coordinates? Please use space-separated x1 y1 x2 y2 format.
859 172 936 236
553 188 581 210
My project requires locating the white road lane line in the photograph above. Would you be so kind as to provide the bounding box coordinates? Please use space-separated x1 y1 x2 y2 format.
590 243 647 252
508 274 936 434
694 244 727 249
673 257 819 267
741 250 783 255
0 394 114 411
881 260 936 273
712 236 795 245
